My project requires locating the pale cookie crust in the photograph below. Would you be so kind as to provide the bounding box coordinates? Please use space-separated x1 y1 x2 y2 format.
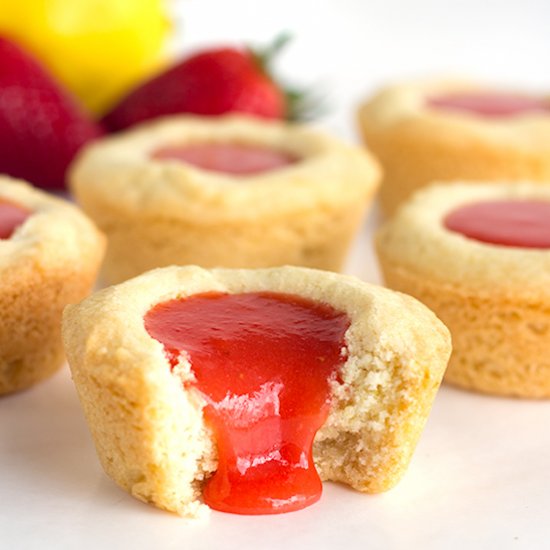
63 265 450 517
0 176 105 395
358 79 550 214
376 181 550 397
70 115 381 284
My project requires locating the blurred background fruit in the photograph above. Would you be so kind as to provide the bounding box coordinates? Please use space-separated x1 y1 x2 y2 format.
0 37 103 190
0 0 170 115
102 35 318 131
102 44 286 131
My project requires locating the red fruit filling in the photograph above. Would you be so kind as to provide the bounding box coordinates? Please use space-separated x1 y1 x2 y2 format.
444 200 550 248
152 143 297 175
144 291 350 515
0 200 31 239
427 92 550 117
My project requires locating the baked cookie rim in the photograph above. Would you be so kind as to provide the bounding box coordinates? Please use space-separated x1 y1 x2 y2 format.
358 78 550 150
376 181 550 296
0 176 106 272
63 265 450 379
69 114 381 223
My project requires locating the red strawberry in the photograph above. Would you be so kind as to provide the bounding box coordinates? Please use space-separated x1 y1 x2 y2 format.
0 36 103 190
103 35 316 131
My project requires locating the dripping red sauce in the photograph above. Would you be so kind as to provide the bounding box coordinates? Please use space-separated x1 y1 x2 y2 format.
151 142 298 175
444 200 550 248
144 291 350 515
0 200 31 239
427 92 550 117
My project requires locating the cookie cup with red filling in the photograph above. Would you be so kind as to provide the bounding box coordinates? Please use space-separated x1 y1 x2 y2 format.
62 265 450 517
358 79 550 214
0 176 105 395
376 181 550 398
70 115 381 285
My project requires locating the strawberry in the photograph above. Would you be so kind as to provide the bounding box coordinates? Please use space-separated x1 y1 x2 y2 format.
0 36 103 190
103 35 316 131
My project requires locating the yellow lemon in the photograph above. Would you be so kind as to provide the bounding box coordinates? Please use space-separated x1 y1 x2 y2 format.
0 0 170 114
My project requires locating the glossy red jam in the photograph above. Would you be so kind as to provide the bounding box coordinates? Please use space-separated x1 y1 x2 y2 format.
0 200 30 239
444 200 550 248
427 92 550 117
152 143 297 175
144 291 350 515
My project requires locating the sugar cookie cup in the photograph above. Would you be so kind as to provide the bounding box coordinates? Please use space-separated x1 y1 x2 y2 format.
376 181 550 398
0 177 105 395
63 265 450 517
70 115 381 285
358 79 550 214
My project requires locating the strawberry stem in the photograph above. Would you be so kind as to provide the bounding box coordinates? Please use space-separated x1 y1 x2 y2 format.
285 87 328 122
250 33 327 122
252 32 292 73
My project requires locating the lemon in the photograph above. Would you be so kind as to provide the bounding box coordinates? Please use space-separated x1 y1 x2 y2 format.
0 0 170 114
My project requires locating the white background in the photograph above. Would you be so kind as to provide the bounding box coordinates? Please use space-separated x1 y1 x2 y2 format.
177 0 550 138
2 1 550 549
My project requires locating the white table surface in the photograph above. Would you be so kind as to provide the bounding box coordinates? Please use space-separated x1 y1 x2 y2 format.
3 1 550 547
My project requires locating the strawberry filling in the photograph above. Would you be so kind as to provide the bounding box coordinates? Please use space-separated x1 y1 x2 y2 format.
144 291 350 515
152 143 297 175
444 200 550 248
0 200 30 239
427 92 550 117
